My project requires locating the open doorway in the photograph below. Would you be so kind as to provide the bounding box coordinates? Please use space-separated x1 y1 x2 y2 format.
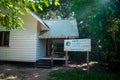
46 39 65 58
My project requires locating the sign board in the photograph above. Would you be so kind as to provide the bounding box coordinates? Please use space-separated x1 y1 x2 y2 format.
64 39 91 52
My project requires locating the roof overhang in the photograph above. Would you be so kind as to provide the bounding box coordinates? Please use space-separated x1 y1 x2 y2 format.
39 36 78 39
28 11 49 31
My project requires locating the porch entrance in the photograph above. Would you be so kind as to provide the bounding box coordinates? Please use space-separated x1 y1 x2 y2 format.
37 38 69 68
46 39 65 59
36 39 66 68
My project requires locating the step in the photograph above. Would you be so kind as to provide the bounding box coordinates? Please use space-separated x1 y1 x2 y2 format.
37 60 51 63
36 65 51 68
37 63 51 66
36 59 52 68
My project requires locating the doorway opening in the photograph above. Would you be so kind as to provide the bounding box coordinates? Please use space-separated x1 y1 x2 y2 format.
46 39 65 58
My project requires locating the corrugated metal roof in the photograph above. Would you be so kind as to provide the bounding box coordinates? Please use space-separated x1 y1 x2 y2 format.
39 19 79 39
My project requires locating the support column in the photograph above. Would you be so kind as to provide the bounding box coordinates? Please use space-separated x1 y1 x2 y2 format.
65 36 69 67
65 51 68 67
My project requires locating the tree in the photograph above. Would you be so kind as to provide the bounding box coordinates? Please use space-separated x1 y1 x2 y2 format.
0 0 60 30
37 0 72 19
72 0 120 72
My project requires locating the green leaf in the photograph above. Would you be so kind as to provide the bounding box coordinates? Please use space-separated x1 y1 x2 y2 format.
38 5 43 11
44 0 49 7
54 0 60 6
19 10 25 15
31 3 36 12
25 8 29 13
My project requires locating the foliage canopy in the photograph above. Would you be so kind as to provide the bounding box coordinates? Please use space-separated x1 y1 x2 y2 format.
71 0 120 72
0 0 60 30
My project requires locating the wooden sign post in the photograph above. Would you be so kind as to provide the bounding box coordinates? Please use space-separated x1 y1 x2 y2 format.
65 51 68 67
64 39 91 70
87 51 89 72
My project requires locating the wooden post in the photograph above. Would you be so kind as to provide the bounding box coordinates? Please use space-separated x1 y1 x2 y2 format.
87 51 89 72
65 51 68 67
51 54 53 67
51 43 54 67
65 36 69 67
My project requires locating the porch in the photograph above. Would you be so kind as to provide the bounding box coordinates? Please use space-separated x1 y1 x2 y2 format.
43 39 66 59
37 39 68 68
36 53 67 68
40 57 66 60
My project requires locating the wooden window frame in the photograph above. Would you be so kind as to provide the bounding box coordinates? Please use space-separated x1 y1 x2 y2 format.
0 31 10 47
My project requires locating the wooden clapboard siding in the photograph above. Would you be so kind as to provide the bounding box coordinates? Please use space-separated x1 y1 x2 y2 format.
0 12 38 62
36 22 46 60
36 23 41 60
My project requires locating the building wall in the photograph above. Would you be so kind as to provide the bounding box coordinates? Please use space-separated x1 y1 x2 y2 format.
0 12 38 62
36 39 46 59
36 22 46 60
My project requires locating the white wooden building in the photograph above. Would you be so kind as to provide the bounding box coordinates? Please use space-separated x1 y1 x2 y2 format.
0 11 79 62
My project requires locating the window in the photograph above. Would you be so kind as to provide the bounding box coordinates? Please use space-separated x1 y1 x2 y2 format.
0 31 10 47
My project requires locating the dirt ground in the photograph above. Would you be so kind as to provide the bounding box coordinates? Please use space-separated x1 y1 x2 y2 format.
0 62 53 80
0 61 106 80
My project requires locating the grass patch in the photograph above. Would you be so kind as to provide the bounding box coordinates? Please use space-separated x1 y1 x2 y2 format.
48 69 120 80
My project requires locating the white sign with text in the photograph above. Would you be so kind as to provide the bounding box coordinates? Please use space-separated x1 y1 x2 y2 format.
64 39 91 52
